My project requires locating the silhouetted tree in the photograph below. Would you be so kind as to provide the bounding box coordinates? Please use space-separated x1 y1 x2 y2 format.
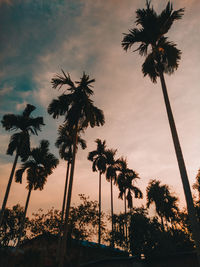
55 123 86 261
122 1 200 259
106 148 118 247
146 179 179 230
129 207 193 259
48 71 105 267
88 139 107 244
117 157 142 247
0 104 44 226
15 140 59 245
0 204 29 246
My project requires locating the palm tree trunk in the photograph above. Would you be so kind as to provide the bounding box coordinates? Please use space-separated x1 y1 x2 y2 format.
159 71 200 262
61 160 71 224
110 178 114 247
124 190 128 248
17 188 32 246
98 171 101 244
0 153 19 226
59 124 78 267
56 160 71 261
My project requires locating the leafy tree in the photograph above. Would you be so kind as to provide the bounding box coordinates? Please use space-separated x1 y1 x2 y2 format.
88 139 107 244
121 1 200 258
48 71 105 266
129 207 193 259
111 213 127 249
0 104 44 226
0 204 29 246
28 195 104 242
146 179 179 230
15 140 59 245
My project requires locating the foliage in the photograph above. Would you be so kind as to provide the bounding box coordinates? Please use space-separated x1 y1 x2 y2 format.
117 157 143 209
15 140 59 191
28 195 105 242
0 205 29 246
122 1 184 82
48 71 105 130
146 179 179 228
129 207 194 259
70 194 106 241
1 104 44 161
88 139 107 174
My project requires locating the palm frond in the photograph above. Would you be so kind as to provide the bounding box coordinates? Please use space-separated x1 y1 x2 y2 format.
15 168 26 183
7 133 21 155
48 94 71 119
88 150 98 161
51 70 75 90
159 38 181 74
122 28 148 52
1 114 19 131
142 52 159 83
22 104 36 117
159 2 184 35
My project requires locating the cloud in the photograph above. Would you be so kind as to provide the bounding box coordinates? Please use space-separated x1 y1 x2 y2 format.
16 101 27 111
0 85 13 96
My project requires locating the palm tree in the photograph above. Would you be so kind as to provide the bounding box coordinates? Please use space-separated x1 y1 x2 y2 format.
117 157 142 247
88 139 107 244
122 1 200 258
117 157 142 213
15 140 59 246
55 123 86 260
55 123 86 231
48 71 105 266
106 148 118 247
0 104 44 226
146 179 179 230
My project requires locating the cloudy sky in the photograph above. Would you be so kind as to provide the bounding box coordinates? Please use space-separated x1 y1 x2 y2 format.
0 0 200 218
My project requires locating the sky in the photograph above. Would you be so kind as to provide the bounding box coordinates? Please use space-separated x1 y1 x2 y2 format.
0 0 200 218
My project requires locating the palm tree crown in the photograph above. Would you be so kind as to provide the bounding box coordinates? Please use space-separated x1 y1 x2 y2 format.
146 179 179 224
15 140 59 190
55 123 86 161
122 1 184 82
88 139 107 174
48 71 105 129
117 157 142 209
1 104 45 161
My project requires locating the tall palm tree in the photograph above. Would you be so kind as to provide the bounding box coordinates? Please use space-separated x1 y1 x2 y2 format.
0 104 44 226
122 1 200 258
117 158 142 213
146 179 179 230
117 157 142 247
106 148 118 247
88 139 107 244
15 140 59 246
55 123 86 261
55 123 86 230
48 71 105 266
